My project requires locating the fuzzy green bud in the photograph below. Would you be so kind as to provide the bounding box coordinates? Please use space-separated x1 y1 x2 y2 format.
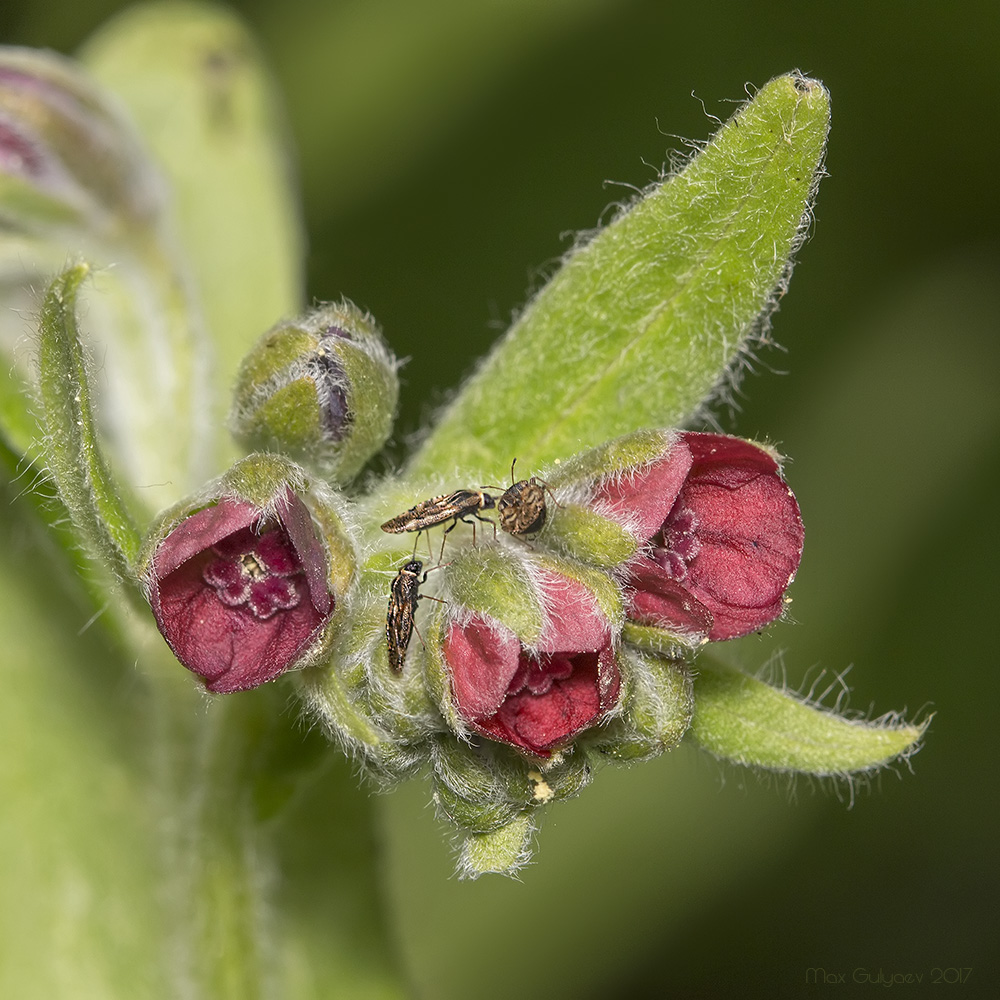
230 301 399 482
597 647 694 763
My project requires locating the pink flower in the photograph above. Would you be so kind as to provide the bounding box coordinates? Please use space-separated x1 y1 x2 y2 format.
593 432 804 641
443 568 620 757
148 489 333 692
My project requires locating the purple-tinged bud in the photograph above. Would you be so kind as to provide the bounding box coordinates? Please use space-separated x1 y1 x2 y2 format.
0 47 161 237
142 454 356 692
230 301 399 482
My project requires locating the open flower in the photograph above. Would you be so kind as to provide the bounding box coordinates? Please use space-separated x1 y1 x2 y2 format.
590 431 804 641
148 488 335 693
442 565 620 757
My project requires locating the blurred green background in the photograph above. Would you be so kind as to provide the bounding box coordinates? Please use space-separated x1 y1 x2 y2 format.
2 0 997 996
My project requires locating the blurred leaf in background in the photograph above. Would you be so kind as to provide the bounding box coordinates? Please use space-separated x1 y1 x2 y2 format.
1 0 997 997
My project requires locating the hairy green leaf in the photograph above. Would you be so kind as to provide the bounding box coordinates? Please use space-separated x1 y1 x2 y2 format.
689 660 928 775
409 73 829 479
35 263 142 576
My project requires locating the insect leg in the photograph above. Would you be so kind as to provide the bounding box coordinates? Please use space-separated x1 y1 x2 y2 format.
473 511 498 540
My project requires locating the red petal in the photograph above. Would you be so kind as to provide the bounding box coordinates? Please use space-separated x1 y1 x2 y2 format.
590 435 693 540
533 567 610 653
444 615 521 718
277 490 333 615
625 557 714 641
480 650 606 756
678 433 804 639
154 499 259 578
151 552 324 692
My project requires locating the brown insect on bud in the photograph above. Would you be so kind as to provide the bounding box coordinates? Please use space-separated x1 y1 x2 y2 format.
380 488 497 557
495 460 559 537
385 558 445 673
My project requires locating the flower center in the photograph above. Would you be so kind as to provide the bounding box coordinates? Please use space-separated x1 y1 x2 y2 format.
650 505 700 581
507 653 575 698
240 552 266 579
202 526 303 620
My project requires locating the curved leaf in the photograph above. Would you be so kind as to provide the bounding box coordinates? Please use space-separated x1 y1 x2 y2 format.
35 263 142 576
409 73 830 480
689 659 928 775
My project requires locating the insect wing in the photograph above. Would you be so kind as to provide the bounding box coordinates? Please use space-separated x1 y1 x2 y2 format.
381 490 490 533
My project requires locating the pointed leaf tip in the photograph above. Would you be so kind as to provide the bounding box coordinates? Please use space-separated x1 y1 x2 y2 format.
689 661 927 776
410 72 830 478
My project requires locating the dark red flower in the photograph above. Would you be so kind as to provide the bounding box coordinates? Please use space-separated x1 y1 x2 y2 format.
443 568 620 757
593 432 803 641
149 489 333 692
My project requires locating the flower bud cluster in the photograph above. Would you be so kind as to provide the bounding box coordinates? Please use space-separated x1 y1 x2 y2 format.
140 384 803 863
289 427 804 863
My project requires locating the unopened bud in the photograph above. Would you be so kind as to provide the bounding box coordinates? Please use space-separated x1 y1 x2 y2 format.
0 47 160 238
230 301 399 482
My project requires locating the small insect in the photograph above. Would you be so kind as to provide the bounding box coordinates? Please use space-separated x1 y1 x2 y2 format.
496 461 555 537
380 489 497 553
385 559 443 673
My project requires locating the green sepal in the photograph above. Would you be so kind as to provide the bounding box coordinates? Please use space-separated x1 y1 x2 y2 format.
457 812 534 880
545 428 676 491
298 663 391 760
431 736 511 805
623 621 707 661
689 659 929 775
444 545 543 642
430 736 592 826
597 648 694 763
299 601 429 785
522 748 593 806
433 781 520 836
408 74 830 479
542 503 638 568
35 263 142 579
